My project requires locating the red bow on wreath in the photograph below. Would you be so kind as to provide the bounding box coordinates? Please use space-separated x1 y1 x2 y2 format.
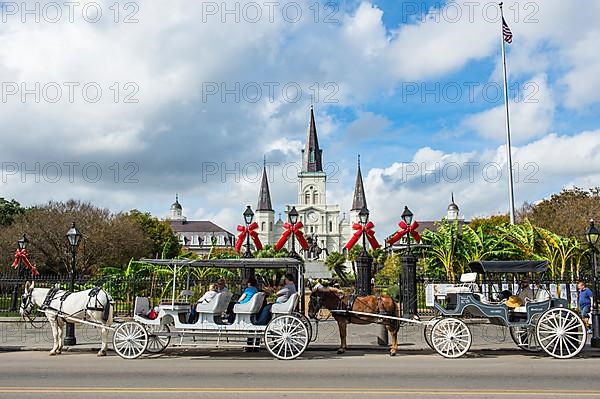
344 221 380 250
386 220 421 246
275 222 309 251
234 222 263 253
12 249 39 277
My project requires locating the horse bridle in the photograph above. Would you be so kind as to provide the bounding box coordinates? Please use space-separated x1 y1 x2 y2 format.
20 289 34 317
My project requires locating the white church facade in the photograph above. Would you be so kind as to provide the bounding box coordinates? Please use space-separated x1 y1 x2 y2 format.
254 107 369 258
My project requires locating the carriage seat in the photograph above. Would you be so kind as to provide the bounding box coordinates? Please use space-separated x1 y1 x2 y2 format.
196 292 233 323
232 292 266 324
446 273 479 294
512 288 551 313
134 296 150 316
271 293 299 315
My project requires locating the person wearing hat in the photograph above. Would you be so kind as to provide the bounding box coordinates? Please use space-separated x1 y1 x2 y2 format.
518 278 535 302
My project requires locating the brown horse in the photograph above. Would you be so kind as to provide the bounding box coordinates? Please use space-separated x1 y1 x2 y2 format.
308 288 399 356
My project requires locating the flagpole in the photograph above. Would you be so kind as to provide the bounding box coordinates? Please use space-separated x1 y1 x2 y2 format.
500 2 516 225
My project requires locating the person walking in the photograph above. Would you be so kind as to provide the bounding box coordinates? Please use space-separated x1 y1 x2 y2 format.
578 281 594 333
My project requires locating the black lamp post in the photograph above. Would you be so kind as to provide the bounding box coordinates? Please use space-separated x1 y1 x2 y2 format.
64 222 82 346
356 206 373 296
585 219 600 348
401 206 414 254
9 234 29 311
288 206 300 260
400 206 418 319
242 206 254 258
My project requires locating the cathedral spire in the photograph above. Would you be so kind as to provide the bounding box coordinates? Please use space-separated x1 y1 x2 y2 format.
257 159 273 211
301 105 323 173
351 155 367 211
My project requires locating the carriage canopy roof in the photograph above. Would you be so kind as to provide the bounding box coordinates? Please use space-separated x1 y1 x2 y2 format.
468 260 548 274
139 257 303 270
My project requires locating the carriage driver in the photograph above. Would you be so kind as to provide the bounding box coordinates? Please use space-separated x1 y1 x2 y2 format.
255 273 297 325
517 278 535 302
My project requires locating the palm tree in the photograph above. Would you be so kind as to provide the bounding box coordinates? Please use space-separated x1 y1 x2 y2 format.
347 245 363 278
500 220 543 260
421 220 461 280
459 224 517 264
325 252 349 284
537 228 580 279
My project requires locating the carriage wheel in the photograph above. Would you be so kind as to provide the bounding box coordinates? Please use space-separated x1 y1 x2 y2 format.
145 324 171 354
509 326 541 352
431 318 472 358
292 312 313 342
264 315 309 360
536 308 586 359
113 321 148 359
423 316 442 350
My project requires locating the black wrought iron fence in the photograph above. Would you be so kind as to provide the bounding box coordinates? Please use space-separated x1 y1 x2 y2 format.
0 273 243 317
0 272 582 318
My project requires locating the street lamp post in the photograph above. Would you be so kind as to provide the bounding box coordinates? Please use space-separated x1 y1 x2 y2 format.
400 206 418 319
242 206 254 259
241 206 255 282
288 206 300 260
356 206 373 296
9 234 29 311
64 222 82 346
585 219 600 348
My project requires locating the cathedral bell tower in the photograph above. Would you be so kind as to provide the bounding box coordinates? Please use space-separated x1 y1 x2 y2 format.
255 159 275 246
298 105 326 207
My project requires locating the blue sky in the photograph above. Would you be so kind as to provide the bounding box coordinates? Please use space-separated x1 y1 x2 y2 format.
1 0 599 232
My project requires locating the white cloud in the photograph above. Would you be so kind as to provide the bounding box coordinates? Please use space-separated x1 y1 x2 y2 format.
461 74 554 143
361 130 600 229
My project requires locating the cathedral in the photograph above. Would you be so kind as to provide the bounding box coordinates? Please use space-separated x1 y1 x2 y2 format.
254 106 367 258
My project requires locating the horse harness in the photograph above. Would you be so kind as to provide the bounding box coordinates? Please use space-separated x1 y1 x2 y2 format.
41 287 110 321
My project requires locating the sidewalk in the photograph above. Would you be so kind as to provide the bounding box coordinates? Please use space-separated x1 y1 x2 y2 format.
0 317 521 353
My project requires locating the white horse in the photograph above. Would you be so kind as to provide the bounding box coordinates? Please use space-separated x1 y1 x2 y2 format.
20 281 114 356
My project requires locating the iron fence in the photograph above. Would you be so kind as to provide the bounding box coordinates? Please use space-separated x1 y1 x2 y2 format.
0 272 243 317
0 272 583 317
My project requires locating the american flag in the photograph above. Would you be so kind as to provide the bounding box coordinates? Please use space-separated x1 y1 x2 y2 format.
502 17 513 44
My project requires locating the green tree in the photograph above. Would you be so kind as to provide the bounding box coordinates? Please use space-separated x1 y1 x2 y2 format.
325 252 349 284
347 245 363 277
0 198 25 226
459 224 516 264
421 220 461 280
519 187 600 240
124 209 181 259
537 228 581 279
0 200 152 275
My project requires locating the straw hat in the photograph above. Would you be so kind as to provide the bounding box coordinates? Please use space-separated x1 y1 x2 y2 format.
505 295 524 308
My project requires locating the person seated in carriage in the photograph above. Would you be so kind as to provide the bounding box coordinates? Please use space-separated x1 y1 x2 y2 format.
238 277 259 304
198 284 220 304
255 273 297 325
517 278 535 302
187 283 220 323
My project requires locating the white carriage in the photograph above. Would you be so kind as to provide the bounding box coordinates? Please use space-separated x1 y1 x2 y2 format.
112 258 312 360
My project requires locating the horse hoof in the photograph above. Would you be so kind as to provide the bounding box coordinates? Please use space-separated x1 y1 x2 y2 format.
97 351 107 357
390 352 397 357
336 349 345 354
49 352 56 356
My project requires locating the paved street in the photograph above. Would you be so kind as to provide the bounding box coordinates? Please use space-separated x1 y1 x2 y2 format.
2 320 600 399
2 348 600 399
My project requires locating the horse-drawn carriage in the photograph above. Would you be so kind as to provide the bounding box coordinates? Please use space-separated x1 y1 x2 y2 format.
424 260 587 359
111 258 313 360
